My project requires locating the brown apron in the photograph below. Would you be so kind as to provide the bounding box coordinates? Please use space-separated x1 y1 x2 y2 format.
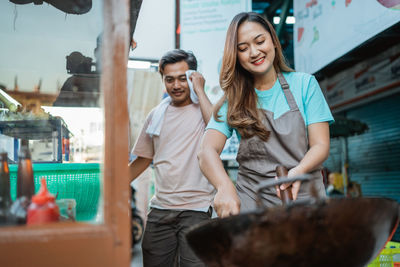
236 72 326 212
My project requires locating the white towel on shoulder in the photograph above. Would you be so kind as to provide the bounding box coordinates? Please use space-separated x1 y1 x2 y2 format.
145 96 171 138
145 70 198 137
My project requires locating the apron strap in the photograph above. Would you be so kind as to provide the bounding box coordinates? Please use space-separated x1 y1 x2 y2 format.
277 72 298 111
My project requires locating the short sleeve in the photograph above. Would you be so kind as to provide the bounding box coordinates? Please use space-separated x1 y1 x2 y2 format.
303 76 334 125
132 111 154 159
206 101 233 139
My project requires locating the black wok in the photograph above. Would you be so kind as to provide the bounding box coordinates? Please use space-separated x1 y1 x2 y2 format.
186 173 400 267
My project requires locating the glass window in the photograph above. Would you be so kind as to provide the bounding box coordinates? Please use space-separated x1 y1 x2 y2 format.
0 0 104 224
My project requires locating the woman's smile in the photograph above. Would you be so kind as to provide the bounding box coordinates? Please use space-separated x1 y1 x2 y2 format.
252 57 265 65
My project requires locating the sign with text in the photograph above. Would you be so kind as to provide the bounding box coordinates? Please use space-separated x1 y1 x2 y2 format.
180 0 251 104
294 0 400 74
323 44 400 112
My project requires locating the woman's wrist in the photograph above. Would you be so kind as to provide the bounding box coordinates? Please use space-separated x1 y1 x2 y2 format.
216 178 234 191
289 165 306 176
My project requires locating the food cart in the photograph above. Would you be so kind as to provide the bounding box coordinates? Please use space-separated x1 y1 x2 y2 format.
0 0 137 266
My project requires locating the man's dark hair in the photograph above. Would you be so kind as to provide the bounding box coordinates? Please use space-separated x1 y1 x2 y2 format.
158 49 197 76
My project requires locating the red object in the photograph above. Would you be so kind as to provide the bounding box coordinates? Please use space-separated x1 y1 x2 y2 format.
63 138 70 161
62 137 65 154
27 178 59 225
377 0 400 9
297 27 304 42
306 0 317 8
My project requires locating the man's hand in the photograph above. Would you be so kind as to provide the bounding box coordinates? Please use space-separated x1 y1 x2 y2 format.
188 71 212 123
189 71 205 95
214 182 240 218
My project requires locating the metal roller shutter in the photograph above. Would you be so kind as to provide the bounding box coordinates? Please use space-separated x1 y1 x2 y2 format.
325 93 400 240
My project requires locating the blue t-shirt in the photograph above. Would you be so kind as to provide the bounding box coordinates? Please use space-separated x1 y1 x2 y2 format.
207 72 334 140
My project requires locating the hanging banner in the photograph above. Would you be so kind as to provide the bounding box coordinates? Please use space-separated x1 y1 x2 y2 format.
180 0 252 104
294 0 400 74
324 44 400 112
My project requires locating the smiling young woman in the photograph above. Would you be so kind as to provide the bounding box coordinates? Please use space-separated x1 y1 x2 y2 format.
198 12 334 218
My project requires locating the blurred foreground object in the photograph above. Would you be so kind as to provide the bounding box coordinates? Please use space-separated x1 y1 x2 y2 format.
9 0 92 14
0 152 13 226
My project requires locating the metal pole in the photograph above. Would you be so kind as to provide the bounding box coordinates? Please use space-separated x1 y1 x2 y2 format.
340 136 348 195
176 0 180 49
276 0 290 39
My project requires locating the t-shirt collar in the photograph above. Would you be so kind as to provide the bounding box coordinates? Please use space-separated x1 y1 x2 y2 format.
254 77 280 98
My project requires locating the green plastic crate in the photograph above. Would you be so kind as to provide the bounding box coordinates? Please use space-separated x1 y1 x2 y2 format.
368 242 400 267
9 163 101 221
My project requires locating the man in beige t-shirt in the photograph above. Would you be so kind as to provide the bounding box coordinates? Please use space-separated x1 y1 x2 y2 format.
129 49 215 267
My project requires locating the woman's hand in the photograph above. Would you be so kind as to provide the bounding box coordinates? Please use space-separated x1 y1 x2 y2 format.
198 129 238 217
214 182 241 218
276 167 303 200
276 122 330 201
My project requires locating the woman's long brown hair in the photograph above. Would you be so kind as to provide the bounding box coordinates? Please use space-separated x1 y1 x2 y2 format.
215 12 293 141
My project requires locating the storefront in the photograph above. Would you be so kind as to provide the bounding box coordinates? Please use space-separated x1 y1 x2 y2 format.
322 42 400 240
294 0 400 244
326 93 400 202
